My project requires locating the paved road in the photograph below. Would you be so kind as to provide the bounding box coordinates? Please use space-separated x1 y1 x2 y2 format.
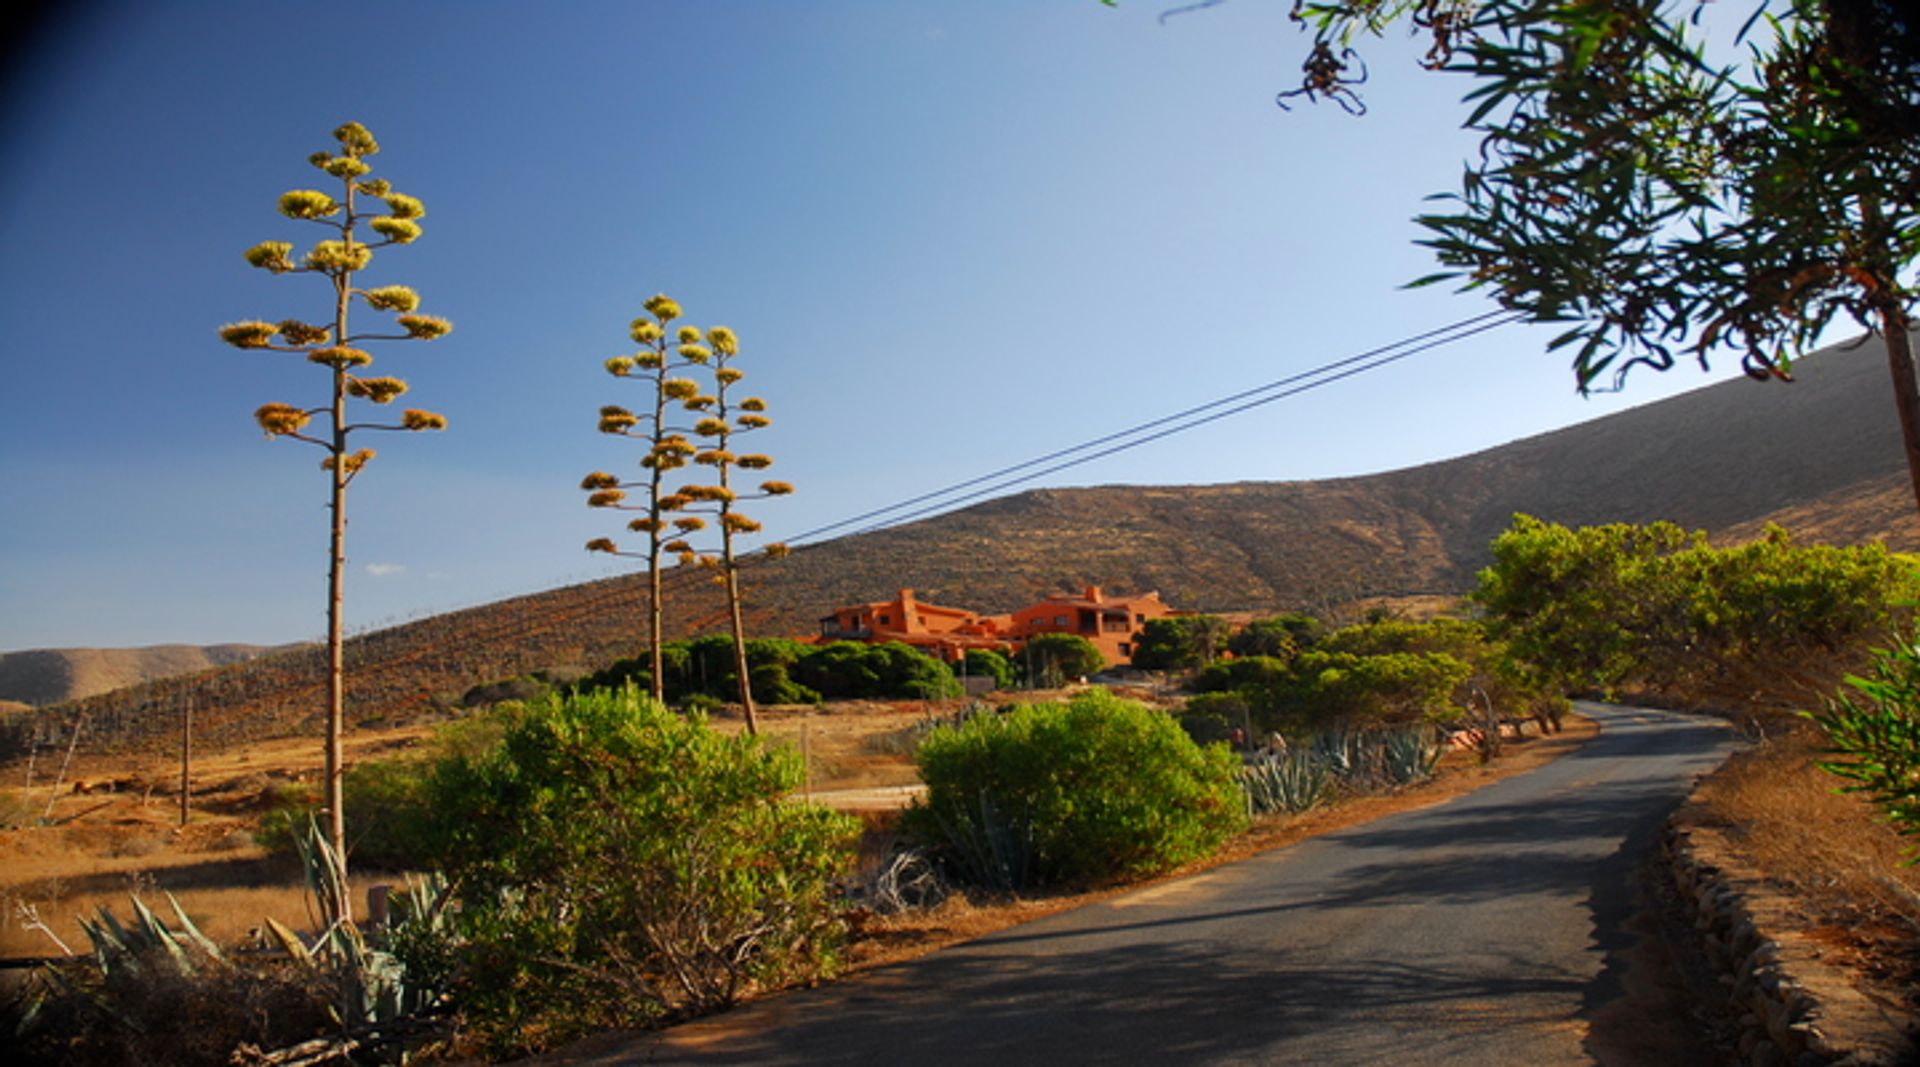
603 704 1735 1066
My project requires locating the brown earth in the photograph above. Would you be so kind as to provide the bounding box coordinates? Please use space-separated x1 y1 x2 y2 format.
0 643 297 708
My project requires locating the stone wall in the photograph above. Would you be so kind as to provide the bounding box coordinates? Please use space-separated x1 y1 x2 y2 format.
1665 818 1915 1065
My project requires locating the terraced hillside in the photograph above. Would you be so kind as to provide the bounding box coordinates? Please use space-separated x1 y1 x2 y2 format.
7 332 1916 758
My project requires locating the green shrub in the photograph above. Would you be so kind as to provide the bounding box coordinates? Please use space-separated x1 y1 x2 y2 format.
459 674 552 709
790 641 961 700
258 761 438 871
749 660 823 705
1179 692 1249 745
421 685 859 1057
903 689 1245 889
1806 631 1920 860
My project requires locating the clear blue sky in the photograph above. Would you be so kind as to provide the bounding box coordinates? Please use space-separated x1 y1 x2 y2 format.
0 0 1755 652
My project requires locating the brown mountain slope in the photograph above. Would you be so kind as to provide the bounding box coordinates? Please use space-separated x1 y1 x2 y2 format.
7 332 1916 758
0 644 294 708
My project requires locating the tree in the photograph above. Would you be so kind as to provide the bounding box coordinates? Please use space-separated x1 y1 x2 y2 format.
961 648 1017 690
1021 633 1107 686
219 121 450 903
1228 612 1324 660
582 294 711 704
1474 514 1919 702
1129 614 1232 670
1117 0 1920 511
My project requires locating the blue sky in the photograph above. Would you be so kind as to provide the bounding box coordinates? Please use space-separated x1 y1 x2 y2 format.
0 0 1756 652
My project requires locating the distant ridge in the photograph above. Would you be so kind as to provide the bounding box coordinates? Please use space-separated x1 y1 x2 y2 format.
7 331 1916 756
0 644 301 707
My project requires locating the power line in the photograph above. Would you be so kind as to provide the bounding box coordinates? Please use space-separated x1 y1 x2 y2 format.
624 307 1526 619
788 308 1524 545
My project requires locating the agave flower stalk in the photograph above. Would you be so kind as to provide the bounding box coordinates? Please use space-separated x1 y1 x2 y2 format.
218 122 450 913
582 294 710 704
669 322 791 734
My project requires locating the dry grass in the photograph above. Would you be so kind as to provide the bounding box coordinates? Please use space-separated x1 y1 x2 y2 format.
727 701 934 792
1682 719 1920 989
0 724 442 959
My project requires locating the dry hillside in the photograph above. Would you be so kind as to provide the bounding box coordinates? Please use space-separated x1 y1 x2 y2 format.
6 332 1916 758
0 644 294 708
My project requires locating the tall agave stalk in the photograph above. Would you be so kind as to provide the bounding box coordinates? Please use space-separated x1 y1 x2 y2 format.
583 294 708 703
219 122 450 914
666 315 791 734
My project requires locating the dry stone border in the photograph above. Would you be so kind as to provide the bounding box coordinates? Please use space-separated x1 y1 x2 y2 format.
1665 816 1916 1066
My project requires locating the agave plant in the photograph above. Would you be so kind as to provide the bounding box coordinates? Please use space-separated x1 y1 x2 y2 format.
1380 724 1442 787
919 787 1036 892
275 817 453 1029
1239 751 1330 816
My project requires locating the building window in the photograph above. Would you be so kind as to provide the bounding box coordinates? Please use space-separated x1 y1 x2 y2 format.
1054 615 1069 627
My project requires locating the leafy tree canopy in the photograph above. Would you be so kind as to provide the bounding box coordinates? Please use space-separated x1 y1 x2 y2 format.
1108 0 1920 506
1130 614 1233 670
1474 514 1920 702
1227 612 1324 660
1022 632 1108 685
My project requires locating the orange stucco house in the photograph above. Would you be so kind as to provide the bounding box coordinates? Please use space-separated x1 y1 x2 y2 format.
818 586 1172 667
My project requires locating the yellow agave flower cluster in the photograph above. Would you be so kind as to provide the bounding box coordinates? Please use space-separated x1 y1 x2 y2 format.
582 294 791 559
222 122 449 472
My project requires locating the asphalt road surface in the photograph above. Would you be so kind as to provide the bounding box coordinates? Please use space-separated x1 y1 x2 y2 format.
595 703 1736 1066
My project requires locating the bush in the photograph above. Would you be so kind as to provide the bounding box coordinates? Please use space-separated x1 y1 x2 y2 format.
258 760 439 871
790 641 961 701
421 686 859 1057
8 927 342 1067
460 674 552 709
903 689 1246 890
1806 631 1920 860
1179 692 1250 745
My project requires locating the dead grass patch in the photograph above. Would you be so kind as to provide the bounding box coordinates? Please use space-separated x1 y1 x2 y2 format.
1681 719 1920 992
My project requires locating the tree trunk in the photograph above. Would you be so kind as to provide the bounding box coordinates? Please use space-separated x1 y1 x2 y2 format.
179 686 191 828
1879 309 1920 515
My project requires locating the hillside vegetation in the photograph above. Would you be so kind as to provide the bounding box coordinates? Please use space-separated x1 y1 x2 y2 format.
6 333 1916 757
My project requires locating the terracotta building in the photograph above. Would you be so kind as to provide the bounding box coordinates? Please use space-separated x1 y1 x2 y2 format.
817 586 1172 667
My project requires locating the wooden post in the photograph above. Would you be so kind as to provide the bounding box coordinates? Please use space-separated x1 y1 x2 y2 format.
179 686 192 828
